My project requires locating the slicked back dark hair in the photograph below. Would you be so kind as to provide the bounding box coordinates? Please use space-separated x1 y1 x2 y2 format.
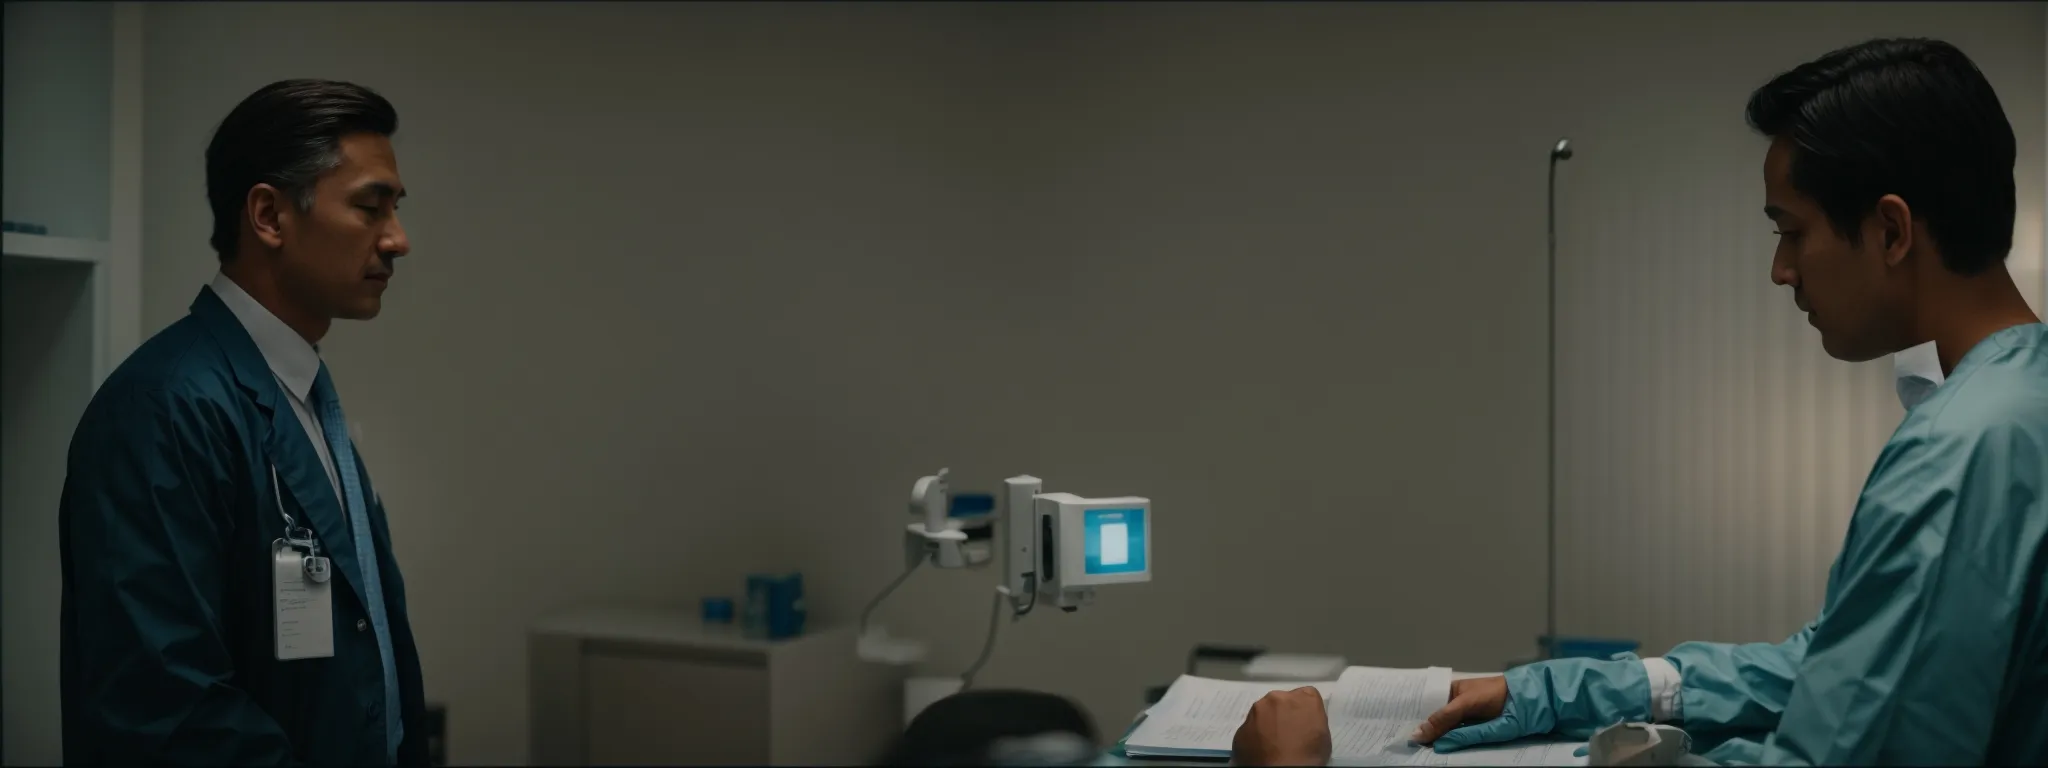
204 79 398 262
1745 38 2015 275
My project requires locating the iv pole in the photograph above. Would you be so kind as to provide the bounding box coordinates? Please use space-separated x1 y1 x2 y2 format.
1546 137 1573 658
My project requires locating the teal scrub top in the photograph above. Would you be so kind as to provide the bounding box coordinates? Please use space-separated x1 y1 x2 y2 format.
1666 322 2048 765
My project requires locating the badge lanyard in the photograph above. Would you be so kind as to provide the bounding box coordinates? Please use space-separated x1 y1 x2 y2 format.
271 464 332 583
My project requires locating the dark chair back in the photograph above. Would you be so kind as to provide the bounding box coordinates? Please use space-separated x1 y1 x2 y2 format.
877 689 1098 766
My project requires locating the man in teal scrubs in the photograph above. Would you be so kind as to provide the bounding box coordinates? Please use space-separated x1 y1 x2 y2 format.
1235 37 2047 767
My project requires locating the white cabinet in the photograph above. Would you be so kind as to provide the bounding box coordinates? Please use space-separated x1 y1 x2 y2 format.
1 3 144 764
529 607 904 766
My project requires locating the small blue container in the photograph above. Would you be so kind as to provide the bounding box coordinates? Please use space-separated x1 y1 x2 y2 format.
1540 635 1641 660
745 573 807 640
742 580 769 639
701 596 735 626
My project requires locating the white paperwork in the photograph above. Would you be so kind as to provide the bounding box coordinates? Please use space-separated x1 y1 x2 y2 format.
1323 666 1453 764
1126 676 1332 759
1124 667 1586 766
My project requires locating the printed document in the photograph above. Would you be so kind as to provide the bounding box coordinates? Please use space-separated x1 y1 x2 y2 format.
1124 667 1586 766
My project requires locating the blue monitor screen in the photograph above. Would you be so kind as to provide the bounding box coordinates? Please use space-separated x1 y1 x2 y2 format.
1083 508 1147 575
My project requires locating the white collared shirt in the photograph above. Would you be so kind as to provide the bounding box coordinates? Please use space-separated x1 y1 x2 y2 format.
210 272 345 507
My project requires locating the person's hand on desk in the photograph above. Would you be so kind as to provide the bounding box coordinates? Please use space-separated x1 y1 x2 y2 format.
1413 659 1657 753
1412 675 1512 751
1231 687 1333 766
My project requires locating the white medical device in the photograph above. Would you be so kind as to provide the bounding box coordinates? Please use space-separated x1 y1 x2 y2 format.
871 469 1152 692
1001 476 1152 614
903 470 1152 616
906 469 975 571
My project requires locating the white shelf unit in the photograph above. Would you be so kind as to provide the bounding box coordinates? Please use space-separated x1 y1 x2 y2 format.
3 232 112 265
1 3 144 765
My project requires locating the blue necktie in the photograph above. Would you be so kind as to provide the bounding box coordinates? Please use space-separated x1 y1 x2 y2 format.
312 363 403 762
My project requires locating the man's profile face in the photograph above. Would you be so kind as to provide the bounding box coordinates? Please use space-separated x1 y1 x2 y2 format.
1762 137 1906 362
278 132 409 321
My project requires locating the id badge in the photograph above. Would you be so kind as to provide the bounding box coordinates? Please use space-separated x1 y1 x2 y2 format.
273 539 335 660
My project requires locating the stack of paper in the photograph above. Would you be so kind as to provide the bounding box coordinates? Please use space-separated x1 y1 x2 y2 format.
1122 666 1586 766
1124 676 1339 760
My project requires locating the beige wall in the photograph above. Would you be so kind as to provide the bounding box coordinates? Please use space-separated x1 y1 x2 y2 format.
125 2 2043 763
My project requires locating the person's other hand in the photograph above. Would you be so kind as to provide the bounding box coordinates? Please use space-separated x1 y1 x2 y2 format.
1412 675 1519 752
1232 687 1333 766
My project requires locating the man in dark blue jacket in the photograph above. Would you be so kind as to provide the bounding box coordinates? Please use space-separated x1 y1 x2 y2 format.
60 78 425 766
